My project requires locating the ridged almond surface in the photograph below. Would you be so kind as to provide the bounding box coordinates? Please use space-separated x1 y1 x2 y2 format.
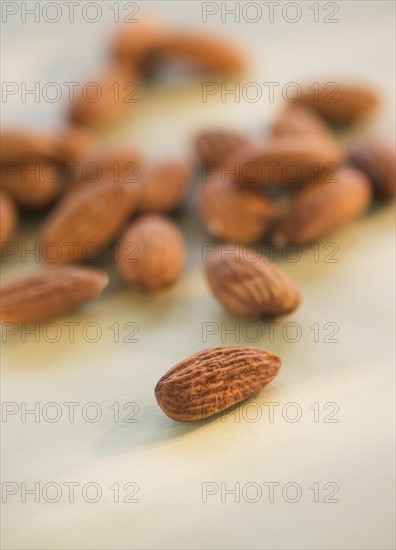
199 174 278 242
226 137 343 187
117 214 185 290
272 167 372 245
41 181 137 263
69 65 140 127
0 266 108 323
299 83 380 124
136 161 190 213
348 139 396 199
0 191 18 250
205 248 301 319
195 130 250 164
155 346 281 421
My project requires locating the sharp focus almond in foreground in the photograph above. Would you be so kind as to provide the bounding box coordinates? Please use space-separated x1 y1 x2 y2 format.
41 181 137 264
205 248 301 319
117 214 185 290
272 166 372 245
155 346 281 421
0 267 109 323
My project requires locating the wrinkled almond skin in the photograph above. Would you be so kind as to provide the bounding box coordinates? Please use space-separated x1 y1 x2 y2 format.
205 248 301 319
0 266 108 323
1 160 62 210
0 191 18 250
63 149 142 194
272 167 372 245
299 83 380 124
195 130 250 164
150 32 245 74
155 346 281 421
199 174 278 242
117 214 185 290
137 161 190 213
41 181 137 264
226 137 343 187
69 65 139 127
348 139 396 199
271 104 334 139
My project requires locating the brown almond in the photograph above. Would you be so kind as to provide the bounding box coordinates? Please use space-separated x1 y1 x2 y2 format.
272 166 372 245
0 130 60 164
270 104 334 140
150 32 245 74
136 161 190 213
69 65 140 127
195 129 250 164
117 214 185 291
0 266 108 323
112 20 167 70
199 174 278 242
41 181 137 264
1 160 62 210
299 83 380 124
155 346 281 421
205 247 301 319
64 149 142 194
226 137 343 187
0 191 18 251
348 139 396 199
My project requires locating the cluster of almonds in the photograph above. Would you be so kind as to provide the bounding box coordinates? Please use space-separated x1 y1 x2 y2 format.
1 21 395 421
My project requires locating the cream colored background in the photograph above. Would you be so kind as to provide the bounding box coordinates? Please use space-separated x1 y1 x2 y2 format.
1 1 395 549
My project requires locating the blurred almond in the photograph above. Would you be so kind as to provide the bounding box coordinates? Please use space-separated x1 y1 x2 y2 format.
112 20 166 70
205 247 302 319
117 214 185 291
299 83 380 124
199 174 278 242
195 129 250 164
226 137 343 187
271 104 334 139
272 166 372 245
41 181 137 264
136 160 190 213
0 191 18 251
348 139 396 199
0 266 108 323
69 65 140 127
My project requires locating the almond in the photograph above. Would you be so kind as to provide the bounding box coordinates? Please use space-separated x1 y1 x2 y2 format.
348 139 396 199
1 160 62 210
272 166 372 245
117 214 185 290
155 346 281 421
226 137 343 187
136 161 190 213
64 149 142 194
0 266 108 323
270 104 334 139
149 32 245 75
0 130 61 163
199 174 278 242
112 20 167 71
0 191 18 251
195 129 250 164
69 65 140 127
299 83 380 124
205 247 301 319
41 181 137 263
